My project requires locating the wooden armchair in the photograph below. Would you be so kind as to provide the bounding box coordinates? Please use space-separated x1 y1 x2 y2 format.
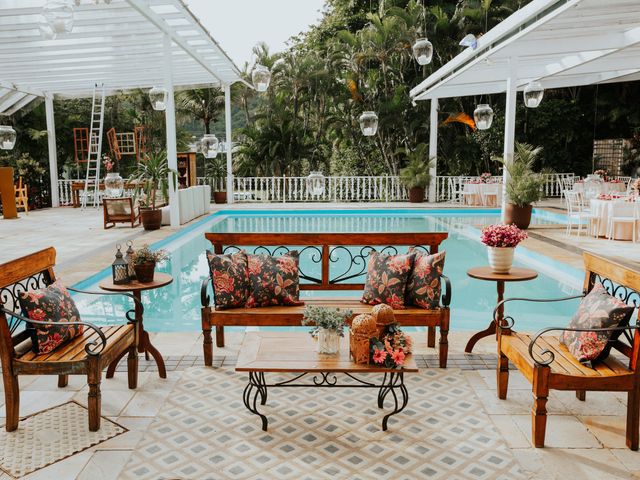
496 252 640 449
103 196 140 229
0 248 139 431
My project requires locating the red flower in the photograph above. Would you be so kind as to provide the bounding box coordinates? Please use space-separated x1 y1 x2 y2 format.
248 258 262 276
391 348 405 366
385 294 404 310
373 347 387 364
213 271 234 294
28 308 46 321
387 256 410 274
277 256 297 275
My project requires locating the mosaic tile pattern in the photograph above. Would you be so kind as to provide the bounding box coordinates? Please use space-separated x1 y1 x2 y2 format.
122 367 525 479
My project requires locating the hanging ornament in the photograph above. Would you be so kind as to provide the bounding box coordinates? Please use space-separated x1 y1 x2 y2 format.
40 0 74 40
523 80 544 108
251 64 271 92
201 134 219 159
0 126 16 150
474 104 494 130
149 87 168 111
359 111 378 136
412 38 433 65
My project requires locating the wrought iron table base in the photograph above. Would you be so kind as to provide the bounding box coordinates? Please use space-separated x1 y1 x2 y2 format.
242 371 409 432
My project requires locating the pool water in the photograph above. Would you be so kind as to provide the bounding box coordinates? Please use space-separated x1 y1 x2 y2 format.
74 209 583 333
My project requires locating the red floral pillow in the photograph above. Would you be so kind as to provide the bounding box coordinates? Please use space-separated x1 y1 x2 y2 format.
559 283 634 367
405 249 446 309
18 280 84 355
206 250 250 310
246 252 304 308
361 251 415 309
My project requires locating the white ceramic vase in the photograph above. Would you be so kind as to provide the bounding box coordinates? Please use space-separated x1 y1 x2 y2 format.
317 328 340 354
487 246 515 274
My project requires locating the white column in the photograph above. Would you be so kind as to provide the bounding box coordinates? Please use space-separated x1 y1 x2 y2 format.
163 34 180 227
501 58 518 221
44 94 59 208
224 83 234 204
428 98 438 203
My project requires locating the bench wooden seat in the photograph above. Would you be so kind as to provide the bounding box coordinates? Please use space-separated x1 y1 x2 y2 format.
202 232 451 368
497 251 640 449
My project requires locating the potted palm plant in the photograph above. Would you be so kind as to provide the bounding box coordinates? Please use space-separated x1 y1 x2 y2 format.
129 150 177 230
495 142 546 229
204 156 227 204
399 144 434 203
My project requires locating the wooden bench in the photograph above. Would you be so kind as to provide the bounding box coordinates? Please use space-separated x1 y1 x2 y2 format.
496 252 640 449
0 248 139 431
201 232 451 367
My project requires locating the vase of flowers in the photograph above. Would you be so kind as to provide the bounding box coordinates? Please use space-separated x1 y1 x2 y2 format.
103 155 124 198
370 323 412 368
480 224 528 273
130 244 169 283
302 305 352 354
480 172 492 183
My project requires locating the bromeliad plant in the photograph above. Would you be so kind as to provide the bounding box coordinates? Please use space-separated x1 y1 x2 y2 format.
370 324 412 369
480 224 528 248
301 305 352 337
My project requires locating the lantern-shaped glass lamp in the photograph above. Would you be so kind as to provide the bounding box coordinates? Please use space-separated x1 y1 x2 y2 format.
306 171 325 197
474 104 494 130
149 87 168 111
523 80 544 108
359 111 378 136
124 241 136 280
111 245 130 285
201 134 219 159
251 64 271 92
0 126 17 150
412 37 433 65
40 0 74 40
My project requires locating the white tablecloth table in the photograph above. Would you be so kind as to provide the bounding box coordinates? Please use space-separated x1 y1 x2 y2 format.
573 181 626 196
589 198 637 240
462 183 501 206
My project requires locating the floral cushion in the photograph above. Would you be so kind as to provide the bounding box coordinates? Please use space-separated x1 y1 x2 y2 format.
18 280 84 355
559 283 634 367
206 250 250 309
361 251 415 310
405 249 446 309
246 252 304 308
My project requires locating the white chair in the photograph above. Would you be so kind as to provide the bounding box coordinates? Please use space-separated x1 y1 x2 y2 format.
448 177 464 204
607 201 639 242
480 184 500 207
564 190 597 236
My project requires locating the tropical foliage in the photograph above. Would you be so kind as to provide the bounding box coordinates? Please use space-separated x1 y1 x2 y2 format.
495 142 545 207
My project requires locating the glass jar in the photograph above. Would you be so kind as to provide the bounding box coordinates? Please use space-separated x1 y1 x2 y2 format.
474 104 494 130
359 111 378 136
317 328 340 355
104 172 124 198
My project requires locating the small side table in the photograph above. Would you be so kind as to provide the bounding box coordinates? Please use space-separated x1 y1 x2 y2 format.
100 272 173 378
464 266 538 353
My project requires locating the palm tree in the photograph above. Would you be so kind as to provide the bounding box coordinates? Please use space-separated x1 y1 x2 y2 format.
176 88 224 134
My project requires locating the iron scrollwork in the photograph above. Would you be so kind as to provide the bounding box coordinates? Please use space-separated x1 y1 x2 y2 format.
0 271 52 335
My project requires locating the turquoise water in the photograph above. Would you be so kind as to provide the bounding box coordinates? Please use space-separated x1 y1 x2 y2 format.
73 209 583 333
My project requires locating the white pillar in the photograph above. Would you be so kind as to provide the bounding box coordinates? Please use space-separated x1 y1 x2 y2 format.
428 98 438 203
501 58 518 221
44 94 59 208
224 83 234 204
163 34 180 227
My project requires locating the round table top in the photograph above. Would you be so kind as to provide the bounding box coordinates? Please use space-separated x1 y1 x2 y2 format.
467 266 538 282
99 272 173 292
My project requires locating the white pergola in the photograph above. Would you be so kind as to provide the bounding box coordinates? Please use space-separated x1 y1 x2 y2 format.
0 0 247 226
410 0 640 209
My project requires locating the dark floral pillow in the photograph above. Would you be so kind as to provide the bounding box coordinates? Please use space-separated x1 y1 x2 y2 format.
18 280 84 355
405 249 446 309
560 283 634 367
361 251 415 310
246 251 304 308
206 250 250 310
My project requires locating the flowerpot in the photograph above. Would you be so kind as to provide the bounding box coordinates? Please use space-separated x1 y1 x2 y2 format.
140 208 162 231
213 191 227 204
408 187 425 203
134 262 156 283
504 203 533 229
487 247 515 274
104 172 124 198
317 328 340 354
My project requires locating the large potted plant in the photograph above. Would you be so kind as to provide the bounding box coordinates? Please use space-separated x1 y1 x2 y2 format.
205 156 227 204
495 143 545 229
129 150 177 230
399 144 433 203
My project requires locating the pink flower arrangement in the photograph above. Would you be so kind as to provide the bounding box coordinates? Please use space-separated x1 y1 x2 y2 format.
633 178 640 193
480 172 492 183
480 224 528 248
593 169 608 180
102 155 114 172
370 324 412 369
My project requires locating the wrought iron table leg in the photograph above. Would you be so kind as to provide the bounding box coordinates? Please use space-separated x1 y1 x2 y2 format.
381 372 408 431
243 372 268 431
378 372 391 408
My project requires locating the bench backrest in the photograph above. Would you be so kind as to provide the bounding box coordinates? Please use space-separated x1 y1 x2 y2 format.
205 232 448 291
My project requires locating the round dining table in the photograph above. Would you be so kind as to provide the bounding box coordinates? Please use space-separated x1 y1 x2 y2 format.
589 198 638 240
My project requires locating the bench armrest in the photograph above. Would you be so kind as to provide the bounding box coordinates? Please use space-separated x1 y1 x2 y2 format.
0 306 107 356
201 276 212 308
440 274 451 307
493 294 585 330
67 287 140 324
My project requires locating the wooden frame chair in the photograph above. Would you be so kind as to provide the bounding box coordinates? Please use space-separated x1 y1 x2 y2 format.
0 248 139 431
14 176 28 214
103 196 140 229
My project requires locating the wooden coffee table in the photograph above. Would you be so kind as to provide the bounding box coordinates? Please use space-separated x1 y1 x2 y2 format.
236 332 418 432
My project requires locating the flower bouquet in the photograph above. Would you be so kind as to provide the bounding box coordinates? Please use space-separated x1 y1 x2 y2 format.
480 224 527 273
593 169 608 180
480 172 492 183
370 323 412 369
302 305 352 354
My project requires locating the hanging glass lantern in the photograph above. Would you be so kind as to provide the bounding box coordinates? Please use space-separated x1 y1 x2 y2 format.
306 171 326 197
359 111 378 136
201 134 219 159
40 0 74 40
412 38 433 65
149 87 168 111
251 64 271 92
124 241 136 280
0 126 17 150
111 244 130 285
474 104 494 130
523 80 544 108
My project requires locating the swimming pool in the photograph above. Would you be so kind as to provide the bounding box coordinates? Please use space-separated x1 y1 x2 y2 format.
73 208 583 333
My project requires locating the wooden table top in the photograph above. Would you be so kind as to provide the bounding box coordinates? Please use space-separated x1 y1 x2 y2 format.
99 272 173 292
236 332 418 373
467 266 538 282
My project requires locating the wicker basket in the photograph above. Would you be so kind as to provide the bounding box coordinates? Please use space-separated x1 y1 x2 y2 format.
349 313 377 364
371 303 396 338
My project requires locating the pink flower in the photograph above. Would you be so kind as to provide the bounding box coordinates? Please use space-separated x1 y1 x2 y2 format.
28 308 46 321
480 223 527 248
391 348 405 366
373 347 387 364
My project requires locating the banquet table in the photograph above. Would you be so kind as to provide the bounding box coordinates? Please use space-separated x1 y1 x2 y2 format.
573 181 626 196
462 183 501 206
589 198 638 240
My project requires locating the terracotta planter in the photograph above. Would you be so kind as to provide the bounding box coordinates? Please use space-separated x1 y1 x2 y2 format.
504 203 533 229
487 247 515 274
213 191 227 204
134 262 156 283
140 208 162 230
408 187 425 203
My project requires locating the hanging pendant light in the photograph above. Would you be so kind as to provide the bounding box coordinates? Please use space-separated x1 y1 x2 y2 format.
200 134 219 159
0 126 17 150
474 104 494 130
251 64 271 92
148 87 168 111
40 0 74 40
523 80 544 108
412 38 433 65
359 111 378 136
